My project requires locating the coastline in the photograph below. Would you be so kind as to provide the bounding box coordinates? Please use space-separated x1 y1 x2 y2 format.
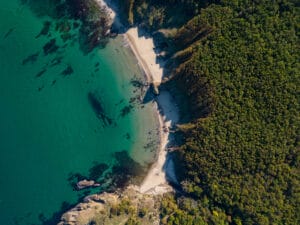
125 28 163 86
125 29 179 194
98 0 179 194
58 1 180 223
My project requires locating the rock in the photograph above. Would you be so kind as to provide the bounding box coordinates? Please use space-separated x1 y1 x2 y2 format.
58 187 161 225
65 213 77 222
76 179 100 190
84 194 104 203
163 126 169 133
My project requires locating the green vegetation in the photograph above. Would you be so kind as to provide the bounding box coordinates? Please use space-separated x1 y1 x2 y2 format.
107 194 158 225
116 0 207 29
117 0 300 224
173 1 299 224
113 198 137 215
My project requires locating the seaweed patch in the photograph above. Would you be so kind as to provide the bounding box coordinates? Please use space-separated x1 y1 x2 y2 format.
67 162 109 190
35 68 47 78
88 163 109 181
120 105 133 117
38 85 44 92
22 52 39 65
124 133 131 140
50 56 63 67
43 38 59 55
35 21 51 39
3 28 14 39
110 151 145 188
88 91 113 127
61 65 74 76
24 0 112 54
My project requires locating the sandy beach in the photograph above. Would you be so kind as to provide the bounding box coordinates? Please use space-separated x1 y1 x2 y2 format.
139 90 179 194
125 27 179 194
125 28 164 85
98 0 180 195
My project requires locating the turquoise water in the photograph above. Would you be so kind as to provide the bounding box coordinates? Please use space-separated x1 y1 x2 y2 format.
0 1 159 224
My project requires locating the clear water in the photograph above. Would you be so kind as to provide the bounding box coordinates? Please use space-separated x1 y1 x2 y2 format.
0 1 159 224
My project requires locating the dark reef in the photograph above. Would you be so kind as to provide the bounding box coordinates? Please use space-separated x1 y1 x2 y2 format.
22 52 39 65
35 68 47 78
3 28 14 39
36 21 52 38
61 65 74 76
120 105 133 117
43 38 59 55
50 56 63 67
88 92 113 127
23 0 111 54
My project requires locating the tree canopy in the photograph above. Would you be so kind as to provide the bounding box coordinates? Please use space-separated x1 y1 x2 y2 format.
118 0 300 224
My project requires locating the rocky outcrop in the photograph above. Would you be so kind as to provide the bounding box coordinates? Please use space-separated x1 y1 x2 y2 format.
58 186 161 225
76 179 100 190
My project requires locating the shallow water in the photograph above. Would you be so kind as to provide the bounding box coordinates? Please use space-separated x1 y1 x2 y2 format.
0 1 159 224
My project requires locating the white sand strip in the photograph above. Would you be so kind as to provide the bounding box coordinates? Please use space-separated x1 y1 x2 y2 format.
126 30 180 194
139 91 179 194
125 28 164 85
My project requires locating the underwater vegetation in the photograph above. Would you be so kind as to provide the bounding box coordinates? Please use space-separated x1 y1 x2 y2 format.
22 52 40 65
23 0 111 54
88 91 113 127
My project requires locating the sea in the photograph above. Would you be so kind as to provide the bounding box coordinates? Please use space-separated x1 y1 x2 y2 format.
0 0 159 224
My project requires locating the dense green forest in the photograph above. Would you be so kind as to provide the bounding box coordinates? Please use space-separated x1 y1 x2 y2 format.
116 0 300 224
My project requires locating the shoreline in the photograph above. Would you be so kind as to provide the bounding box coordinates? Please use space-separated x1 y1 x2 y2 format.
125 28 164 86
58 1 180 223
97 0 179 194
124 29 179 194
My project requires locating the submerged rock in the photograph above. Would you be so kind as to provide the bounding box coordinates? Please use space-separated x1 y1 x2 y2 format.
61 65 74 76
88 92 113 126
35 68 46 78
50 56 63 67
22 52 39 65
3 28 14 39
130 78 148 88
120 105 133 117
43 38 59 55
35 21 51 38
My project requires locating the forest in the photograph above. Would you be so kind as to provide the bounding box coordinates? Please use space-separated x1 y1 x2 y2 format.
116 0 300 224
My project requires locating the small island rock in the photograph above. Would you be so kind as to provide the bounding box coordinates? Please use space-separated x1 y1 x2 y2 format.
76 179 100 190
